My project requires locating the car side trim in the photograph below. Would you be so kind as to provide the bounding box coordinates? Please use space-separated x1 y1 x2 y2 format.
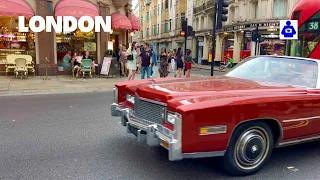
283 116 320 123
183 151 225 158
278 134 320 147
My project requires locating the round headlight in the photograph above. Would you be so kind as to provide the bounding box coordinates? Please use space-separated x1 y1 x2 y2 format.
126 94 135 104
167 113 176 124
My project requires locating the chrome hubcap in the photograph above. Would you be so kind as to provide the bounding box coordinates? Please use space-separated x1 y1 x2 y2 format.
234 127 270 170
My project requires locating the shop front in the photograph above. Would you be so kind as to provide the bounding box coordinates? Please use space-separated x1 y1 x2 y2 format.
53 0 100 72
0 0 36 75
214 22 281 65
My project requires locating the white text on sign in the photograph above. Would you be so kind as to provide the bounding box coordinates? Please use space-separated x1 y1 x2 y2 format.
18 16 112 33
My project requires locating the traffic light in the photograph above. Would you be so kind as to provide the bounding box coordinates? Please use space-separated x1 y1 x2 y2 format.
217 0 229 29
180 31 185 37
187 26 195 36
252 33 265 43
182 20 188 32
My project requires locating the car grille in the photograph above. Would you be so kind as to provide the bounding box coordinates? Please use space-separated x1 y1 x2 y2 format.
134 97 166 125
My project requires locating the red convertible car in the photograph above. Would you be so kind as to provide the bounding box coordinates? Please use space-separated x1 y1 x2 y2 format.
111 55 319 175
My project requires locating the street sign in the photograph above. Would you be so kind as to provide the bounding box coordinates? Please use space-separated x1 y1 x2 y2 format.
279 20 298 40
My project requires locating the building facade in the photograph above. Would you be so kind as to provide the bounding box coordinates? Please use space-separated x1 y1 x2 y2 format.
193 0 300 65
138 0 188 54
132 3 140 43
0 0 139 76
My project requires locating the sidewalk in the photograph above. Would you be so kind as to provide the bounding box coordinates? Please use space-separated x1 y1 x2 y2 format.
192 64 223 71
0 69 207 97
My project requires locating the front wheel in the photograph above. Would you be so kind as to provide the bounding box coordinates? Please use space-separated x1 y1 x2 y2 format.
222 121 274 176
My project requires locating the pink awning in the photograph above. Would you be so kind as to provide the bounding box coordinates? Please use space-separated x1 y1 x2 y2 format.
130 13 140 31
0 0 34 18
55 0 99 19
111 13 132 30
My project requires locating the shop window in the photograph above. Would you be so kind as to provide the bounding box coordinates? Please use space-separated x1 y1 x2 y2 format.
158 24 160 35
176 16 178 29
181 13 185 27
146 12 150 21
273 0 287 18
165 20 169 32
251 1 258 19
153 25 157 35
0 17 36 65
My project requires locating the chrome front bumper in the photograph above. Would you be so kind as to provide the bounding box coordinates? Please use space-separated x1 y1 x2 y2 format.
111 103 183 161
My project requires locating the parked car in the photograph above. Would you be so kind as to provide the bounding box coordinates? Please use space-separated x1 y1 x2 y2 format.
110 55 319 176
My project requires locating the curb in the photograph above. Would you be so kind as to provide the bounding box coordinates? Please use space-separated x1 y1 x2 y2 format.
0 88 113 97
193 66 226 72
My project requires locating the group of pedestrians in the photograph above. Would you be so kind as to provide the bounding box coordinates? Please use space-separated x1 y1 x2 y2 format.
116 42 197 81
158 47 197 78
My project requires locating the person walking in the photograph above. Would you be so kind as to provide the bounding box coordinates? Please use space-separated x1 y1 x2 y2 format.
170 49 176 73
158 47 168 78
139 42 152 79
174 48 184 78
167 49 172 73
150 45 157 77
119 45 128 77
126 42 138 81
182 49 197 78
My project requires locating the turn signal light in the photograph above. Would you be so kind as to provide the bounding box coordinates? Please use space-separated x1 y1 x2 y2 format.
200 128 208 135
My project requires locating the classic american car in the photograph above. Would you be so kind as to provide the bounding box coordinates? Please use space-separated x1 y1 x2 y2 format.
111 55 320 175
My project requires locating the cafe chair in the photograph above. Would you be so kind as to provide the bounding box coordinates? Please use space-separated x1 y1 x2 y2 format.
81 59 92 78
14 58 28 79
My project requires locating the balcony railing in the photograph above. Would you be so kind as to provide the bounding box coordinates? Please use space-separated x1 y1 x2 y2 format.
193 1 214 14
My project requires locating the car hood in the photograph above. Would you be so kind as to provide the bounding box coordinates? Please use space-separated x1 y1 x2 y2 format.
135 76 307 106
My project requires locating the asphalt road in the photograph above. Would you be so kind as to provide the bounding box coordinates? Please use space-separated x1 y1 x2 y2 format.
1 92 320 180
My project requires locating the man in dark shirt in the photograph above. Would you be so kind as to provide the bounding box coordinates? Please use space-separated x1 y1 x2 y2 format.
139 42 152 79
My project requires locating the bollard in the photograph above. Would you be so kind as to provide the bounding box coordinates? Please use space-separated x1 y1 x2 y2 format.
43 57 50 80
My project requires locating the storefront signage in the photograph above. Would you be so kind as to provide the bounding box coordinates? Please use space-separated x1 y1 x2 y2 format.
245 31 252 37
215 22 280 33
307 20 319 31
261 34 279 39
18 16 112 33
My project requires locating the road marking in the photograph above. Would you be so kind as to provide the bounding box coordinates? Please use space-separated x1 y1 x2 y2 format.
287 166 299 172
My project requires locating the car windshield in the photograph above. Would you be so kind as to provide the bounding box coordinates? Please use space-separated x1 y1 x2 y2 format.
225 56 318 88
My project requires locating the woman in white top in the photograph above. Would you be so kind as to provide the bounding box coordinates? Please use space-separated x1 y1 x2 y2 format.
126 41 138 81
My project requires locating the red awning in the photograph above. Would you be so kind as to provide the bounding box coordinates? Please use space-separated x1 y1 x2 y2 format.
0 0 34 18
111 13 132 30
55 0 99 19
130 13 140 31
